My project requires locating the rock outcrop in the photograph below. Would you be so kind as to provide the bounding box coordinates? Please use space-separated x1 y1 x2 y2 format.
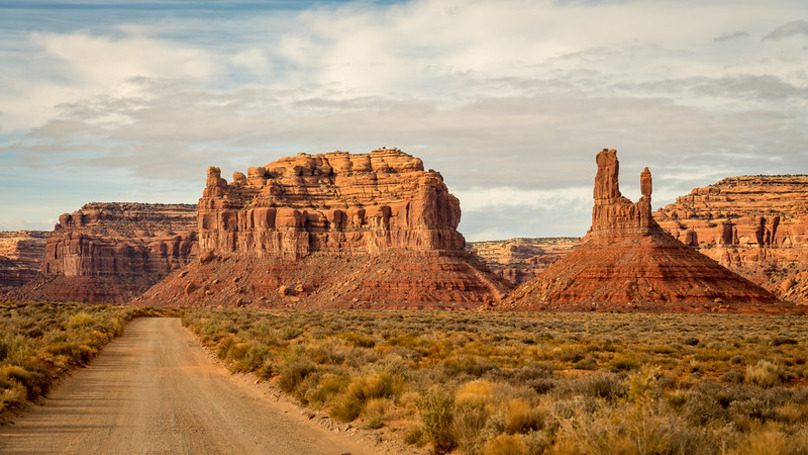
136 148 509 308
468 238 580 285
0 231 47 290
501 149 788 313
655 176 808 303
5 203 197 303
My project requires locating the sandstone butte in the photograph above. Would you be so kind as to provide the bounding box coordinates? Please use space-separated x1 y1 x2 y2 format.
3 203 197 303
0 231 47 290
134 148 510 309
500 148 794 313
468 238 580 286
655 175 808 303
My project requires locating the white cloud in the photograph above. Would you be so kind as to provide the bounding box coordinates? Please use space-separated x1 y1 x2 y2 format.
455 186 590 213
1 0 807 238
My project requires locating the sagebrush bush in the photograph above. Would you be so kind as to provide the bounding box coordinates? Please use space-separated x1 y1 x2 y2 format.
482 433 527 455
277 356 317 393
420 386 456 454
746 361 785 388
504 398 544 435
180 309 808 455
1 301 144 418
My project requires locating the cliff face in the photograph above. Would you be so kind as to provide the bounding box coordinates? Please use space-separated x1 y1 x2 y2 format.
0 231 47 289
6 203 197 303
655 176 808 303
137 148 509 308
468 238 580 285
502 149 788 313
197 149 464 258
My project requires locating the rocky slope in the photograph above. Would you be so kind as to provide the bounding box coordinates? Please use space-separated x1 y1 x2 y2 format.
136 148 509 308
5 203 197 303
0 231 47 289
468 237 580 285
655 176 808 303
501 149 787 313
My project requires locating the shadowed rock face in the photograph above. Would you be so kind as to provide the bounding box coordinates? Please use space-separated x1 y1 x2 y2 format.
655 176 808 303
137 148 509 309
0 231 46 289
6 203 197 303
501 148 788 313
468 238 580 285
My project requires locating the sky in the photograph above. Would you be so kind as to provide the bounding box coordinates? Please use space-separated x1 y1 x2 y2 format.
0 0 806 241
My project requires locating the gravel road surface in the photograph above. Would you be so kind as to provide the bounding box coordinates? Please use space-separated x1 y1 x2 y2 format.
0 318 372 455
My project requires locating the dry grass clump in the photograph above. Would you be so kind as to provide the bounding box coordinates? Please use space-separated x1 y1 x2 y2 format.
0 301 147 420
181 309 808 454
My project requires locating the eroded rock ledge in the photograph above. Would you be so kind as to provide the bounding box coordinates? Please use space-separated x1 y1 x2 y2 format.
6 203 197 303
136 148 508 308
501 149 788 313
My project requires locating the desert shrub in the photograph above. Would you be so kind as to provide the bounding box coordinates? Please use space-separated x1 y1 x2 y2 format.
446 355 498 378
566 373 627 402
504 398 545 435
452 401 489 453
683 382 735 426
628 365 661 403
722 370 746 384
420 386 456 454
482 434 527 455
728 426 808 455
609 358 639 372
0 301 139 417
746 361 786 388
555 404 710 455
330 371 401 422
227 341 270 373
404 426 425 446
361 398 392 429
456 379 495 406
177 310 808 455
341 332 376 348
304 372 349 408
277 356 317 393
66 312 96 329
771 336 798 347
573 358 598 370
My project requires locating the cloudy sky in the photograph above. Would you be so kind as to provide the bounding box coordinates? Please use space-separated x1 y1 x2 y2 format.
0 0 806 240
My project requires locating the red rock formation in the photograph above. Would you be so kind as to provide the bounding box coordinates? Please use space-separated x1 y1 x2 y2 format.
501 149 789 313
136 148 508 308
655 176 808 303
468 238 580 285
6 203 197 303
0 231 46 290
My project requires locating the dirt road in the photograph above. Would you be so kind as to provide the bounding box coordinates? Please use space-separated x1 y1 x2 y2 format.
0 318 373 455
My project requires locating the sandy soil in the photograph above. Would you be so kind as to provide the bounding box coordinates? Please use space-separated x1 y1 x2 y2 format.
0 318 375 455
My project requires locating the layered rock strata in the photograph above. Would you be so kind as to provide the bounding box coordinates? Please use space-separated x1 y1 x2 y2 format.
0 231 47 289
136 148 508 308
502 149 787 313
468 238 580 285
655 176 808 303
6 203 197 303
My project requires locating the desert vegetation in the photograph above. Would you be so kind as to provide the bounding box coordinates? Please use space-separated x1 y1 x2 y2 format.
183 309 808 455
0 301 149 419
